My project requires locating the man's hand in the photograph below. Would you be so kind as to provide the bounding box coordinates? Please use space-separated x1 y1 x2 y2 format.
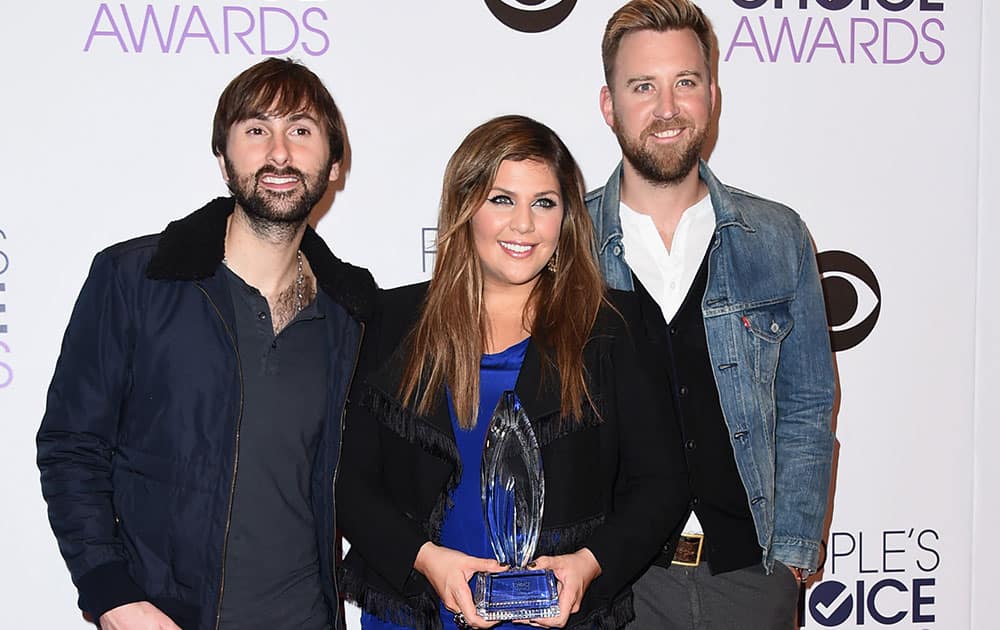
414 542 504 629
99 601 182 630
521 548 602 628
786 564 811 584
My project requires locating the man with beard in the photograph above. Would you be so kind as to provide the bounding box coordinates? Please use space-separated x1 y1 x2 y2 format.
586 2 835 628
37 58 376 630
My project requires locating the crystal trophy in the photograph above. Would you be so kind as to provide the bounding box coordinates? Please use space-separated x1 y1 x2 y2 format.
472 391 560 621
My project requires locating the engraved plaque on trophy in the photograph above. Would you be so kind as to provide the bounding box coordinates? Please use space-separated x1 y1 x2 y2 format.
472 391 560 621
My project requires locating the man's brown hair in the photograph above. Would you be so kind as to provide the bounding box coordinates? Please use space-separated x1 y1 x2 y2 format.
602 0 714 86
212 57 345 164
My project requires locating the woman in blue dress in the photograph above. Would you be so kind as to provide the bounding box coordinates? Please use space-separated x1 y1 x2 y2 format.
338 115 688 629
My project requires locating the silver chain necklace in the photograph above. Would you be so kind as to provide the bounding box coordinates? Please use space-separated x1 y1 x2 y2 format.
292 250 305 314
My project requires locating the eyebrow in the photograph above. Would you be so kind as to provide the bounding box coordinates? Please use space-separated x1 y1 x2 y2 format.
625 70 704 86
248 112 320 124
490 187 561 198
287 112 320 124
624 75 656 88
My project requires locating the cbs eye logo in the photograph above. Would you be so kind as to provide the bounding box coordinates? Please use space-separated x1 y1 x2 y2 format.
817 250 881 352
484 0 577 33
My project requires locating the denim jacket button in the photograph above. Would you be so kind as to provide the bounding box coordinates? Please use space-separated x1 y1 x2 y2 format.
770 322 780 333
612 245 622 256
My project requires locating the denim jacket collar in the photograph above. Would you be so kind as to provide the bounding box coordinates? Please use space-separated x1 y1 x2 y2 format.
699 161 755 234
589 159 754 292
592 159 755 253
592 162 625 259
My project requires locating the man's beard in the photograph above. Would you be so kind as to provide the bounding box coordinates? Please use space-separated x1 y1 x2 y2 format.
225 158 332 240
613 113 708 187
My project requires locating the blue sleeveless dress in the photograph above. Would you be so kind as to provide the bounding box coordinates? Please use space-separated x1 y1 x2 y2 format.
361 338 529 630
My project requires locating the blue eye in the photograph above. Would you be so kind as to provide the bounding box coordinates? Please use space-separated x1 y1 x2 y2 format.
533 198 556 209
488 195 514 206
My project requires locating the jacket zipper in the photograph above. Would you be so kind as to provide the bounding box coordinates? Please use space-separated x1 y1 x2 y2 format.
197 285 245 630
330 321 365 629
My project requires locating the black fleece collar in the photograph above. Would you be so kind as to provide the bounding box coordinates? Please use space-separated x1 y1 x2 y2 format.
145 196 377 321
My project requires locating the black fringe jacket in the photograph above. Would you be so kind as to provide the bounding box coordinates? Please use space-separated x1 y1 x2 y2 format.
337 283 689 629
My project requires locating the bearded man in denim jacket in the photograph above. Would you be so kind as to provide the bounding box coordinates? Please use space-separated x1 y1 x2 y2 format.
587 2 836 628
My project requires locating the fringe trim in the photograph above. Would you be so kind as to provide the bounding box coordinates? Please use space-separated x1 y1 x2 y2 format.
338 565 442 630
362 387 461 543
424 487 453 544
363 388 459 464
532 397 605 447
569 591 635 630
537 514 606 556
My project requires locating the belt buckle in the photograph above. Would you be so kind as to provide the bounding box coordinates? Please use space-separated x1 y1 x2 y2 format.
671 533 704 567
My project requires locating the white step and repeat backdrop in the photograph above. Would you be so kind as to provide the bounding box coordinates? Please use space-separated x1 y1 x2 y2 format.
1 1 996 628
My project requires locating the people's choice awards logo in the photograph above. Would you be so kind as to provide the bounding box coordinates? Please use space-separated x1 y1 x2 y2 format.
84 3 332 56
484 0 577 33
810 581 854 626
817 250 881 352
807 528 940 627
0 228 11 389
725 0 946 66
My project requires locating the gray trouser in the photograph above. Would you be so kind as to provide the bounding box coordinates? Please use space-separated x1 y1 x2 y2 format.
627 561 799 630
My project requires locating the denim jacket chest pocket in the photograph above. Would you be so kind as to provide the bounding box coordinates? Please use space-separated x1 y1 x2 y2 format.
738 302 794 384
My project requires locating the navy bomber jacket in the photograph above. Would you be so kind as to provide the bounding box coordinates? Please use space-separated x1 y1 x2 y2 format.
37 198 377 630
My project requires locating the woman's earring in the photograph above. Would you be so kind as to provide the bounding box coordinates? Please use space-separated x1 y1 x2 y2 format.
547 249 559 274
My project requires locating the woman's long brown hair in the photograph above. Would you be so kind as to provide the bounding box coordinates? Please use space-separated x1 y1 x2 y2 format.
399 115 606 428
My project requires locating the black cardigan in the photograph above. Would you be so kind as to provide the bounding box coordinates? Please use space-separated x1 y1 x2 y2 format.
337 283 689 629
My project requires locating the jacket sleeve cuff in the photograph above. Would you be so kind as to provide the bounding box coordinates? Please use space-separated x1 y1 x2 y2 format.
771 537 822 572
76 562 147 620
580 531 626 595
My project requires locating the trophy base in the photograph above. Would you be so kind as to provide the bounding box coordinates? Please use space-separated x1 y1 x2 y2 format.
472 568 560 621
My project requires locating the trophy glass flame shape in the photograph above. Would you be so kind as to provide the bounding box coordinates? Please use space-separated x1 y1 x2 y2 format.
473 391 560 621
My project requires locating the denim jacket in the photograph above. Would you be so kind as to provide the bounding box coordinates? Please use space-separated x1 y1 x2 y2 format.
585 160 835 572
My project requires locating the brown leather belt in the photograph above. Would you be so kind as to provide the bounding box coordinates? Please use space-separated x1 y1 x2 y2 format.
671 533 705 567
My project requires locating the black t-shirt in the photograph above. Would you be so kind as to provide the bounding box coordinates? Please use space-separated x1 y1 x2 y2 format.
217 265 332 630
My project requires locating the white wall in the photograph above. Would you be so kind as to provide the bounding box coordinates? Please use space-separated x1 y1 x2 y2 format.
0 1 988 627
972 0 999 626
